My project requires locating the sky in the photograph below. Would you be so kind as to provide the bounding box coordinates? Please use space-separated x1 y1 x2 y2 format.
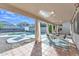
0 9 35 25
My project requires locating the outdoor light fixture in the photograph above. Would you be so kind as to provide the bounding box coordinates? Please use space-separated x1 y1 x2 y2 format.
39 10 54 18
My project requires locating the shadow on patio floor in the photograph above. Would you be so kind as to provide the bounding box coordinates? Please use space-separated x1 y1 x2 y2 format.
48 36 79 56
31 42 42 56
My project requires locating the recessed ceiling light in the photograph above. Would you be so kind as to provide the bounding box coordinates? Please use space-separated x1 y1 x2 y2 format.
39 10 54 18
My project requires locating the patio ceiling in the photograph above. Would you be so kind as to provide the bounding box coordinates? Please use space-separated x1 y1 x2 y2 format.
0 3 75 24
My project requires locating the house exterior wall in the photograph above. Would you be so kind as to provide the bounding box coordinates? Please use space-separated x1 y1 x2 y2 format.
70 7 79 50
62 22 70 34
61 21 79 50
70 23 79 50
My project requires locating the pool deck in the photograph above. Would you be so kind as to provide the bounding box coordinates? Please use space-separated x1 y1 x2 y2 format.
0 33 78 56
0 38 78 56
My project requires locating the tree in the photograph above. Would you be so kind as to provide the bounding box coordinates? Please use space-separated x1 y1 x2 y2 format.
48 24 52 33
0 22 4 28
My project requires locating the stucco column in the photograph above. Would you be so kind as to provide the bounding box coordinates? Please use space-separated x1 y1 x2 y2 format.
70 23 72 34
46 23 49 34
52 24 54 33
56 24 59 34
35 20 41 44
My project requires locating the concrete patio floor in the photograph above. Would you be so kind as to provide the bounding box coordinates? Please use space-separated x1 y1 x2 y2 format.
0 38 79 56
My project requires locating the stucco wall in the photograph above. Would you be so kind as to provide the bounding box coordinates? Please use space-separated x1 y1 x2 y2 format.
71 23 79 50
62 22 70 34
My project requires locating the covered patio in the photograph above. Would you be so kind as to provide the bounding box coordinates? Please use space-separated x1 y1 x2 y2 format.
0 3 79 56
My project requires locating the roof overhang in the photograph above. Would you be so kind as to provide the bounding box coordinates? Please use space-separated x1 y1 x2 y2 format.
0 3 75 24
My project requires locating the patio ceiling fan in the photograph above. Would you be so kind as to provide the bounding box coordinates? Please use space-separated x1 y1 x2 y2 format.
39 10 55 18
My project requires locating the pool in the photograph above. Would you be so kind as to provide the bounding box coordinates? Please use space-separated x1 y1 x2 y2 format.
0 31 47 43
7 32 35 35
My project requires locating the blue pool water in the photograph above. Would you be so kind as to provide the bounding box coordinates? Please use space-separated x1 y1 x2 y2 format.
6 30 46 35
